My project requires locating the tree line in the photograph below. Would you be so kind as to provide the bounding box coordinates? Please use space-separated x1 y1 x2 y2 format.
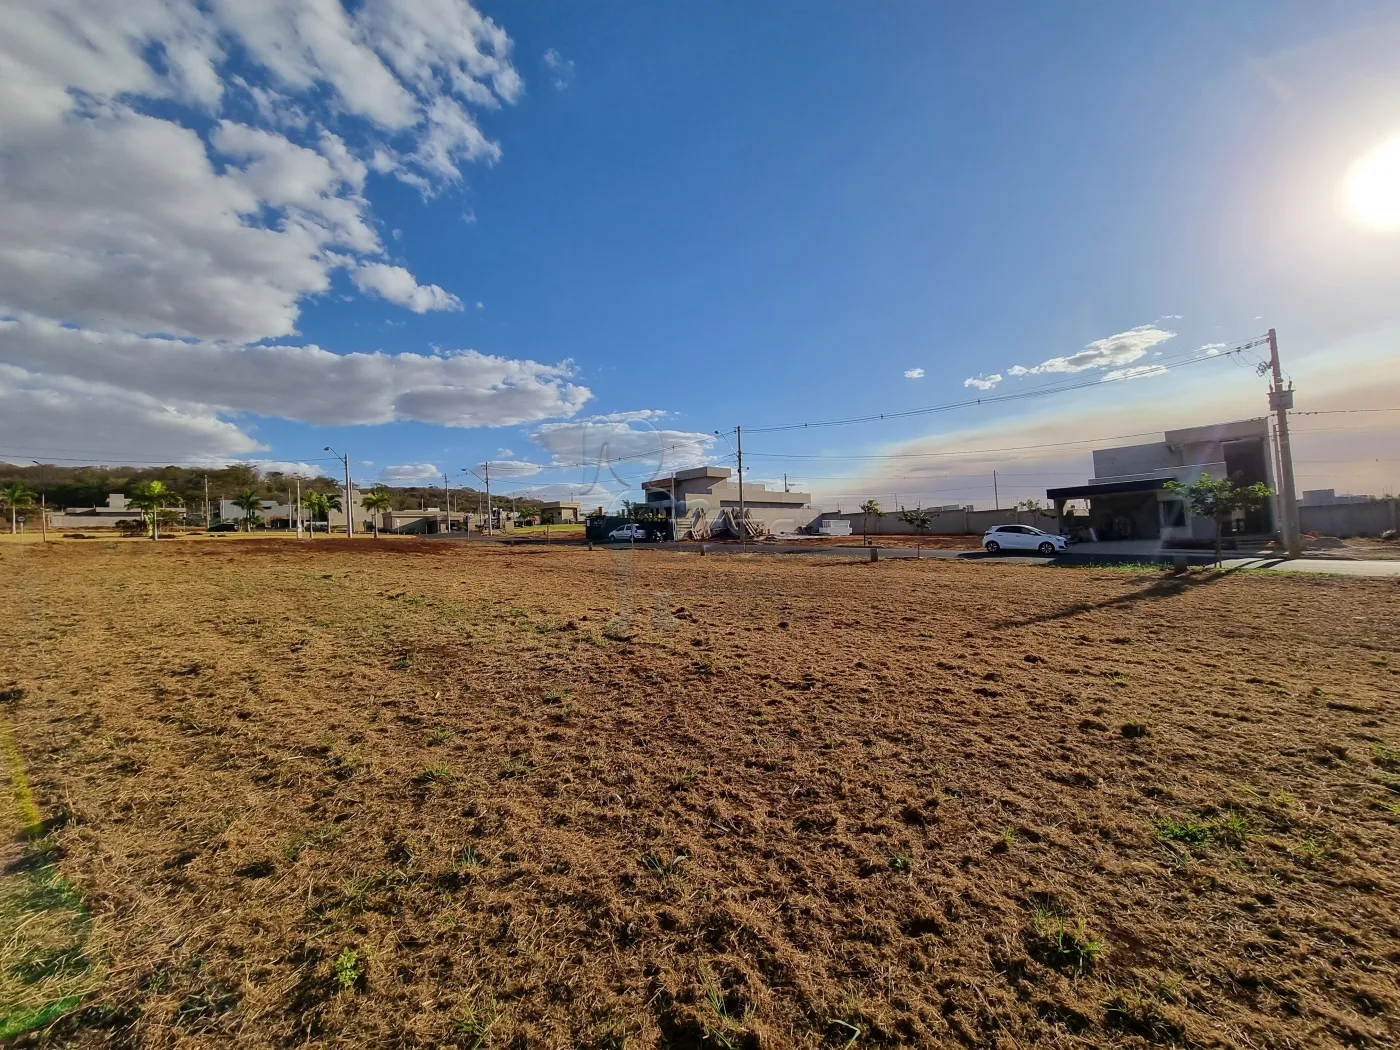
0 464 538 516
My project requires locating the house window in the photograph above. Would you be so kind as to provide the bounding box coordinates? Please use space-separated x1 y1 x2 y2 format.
1160 500 1186 527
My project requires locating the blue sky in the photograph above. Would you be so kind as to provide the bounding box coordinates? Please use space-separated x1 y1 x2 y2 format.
3 1 1399 507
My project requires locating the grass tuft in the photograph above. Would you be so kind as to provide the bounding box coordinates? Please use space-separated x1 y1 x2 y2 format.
1031 906 1105 973
331 947 363 992
0 855 102 1039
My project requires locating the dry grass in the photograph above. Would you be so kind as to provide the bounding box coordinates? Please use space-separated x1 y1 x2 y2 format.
1 538 1398 1048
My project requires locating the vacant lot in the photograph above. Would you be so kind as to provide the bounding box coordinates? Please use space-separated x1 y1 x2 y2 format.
2 540 1397 1049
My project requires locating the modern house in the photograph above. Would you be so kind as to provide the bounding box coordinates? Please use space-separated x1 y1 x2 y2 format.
538 501 581 524
641 466 815 536
48 493 138 529
1046 419 1277 543
219 492 367 531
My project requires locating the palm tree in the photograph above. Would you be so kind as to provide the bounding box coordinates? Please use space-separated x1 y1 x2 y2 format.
126 480 184 540
231 488 264 532
0 483 36 535
301 490 341 536
301 490 325 538
361 488 393 538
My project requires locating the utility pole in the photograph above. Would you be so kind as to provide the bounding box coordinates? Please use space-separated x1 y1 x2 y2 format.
324 447 353 537
461 464 492 536
736 425 745 539
992 470 1000 510
203 475 210 529
783 472 788 492
1267 328 1302 557
295 477 303 538
30 462 46 542
444 472 451 533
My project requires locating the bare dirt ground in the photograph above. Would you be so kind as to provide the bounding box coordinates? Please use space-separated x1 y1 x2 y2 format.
2 539 1398 1049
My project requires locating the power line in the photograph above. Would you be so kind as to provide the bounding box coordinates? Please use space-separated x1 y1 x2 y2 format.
744 335 1270 434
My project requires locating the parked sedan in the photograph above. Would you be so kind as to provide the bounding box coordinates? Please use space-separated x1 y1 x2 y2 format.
982 524 1068 556
608 523 648 542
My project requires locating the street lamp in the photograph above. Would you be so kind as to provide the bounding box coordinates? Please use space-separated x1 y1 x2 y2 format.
324 446 353 538
461 464 491 535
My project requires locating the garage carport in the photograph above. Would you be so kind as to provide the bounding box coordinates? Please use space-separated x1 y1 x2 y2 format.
1047 478 1172 541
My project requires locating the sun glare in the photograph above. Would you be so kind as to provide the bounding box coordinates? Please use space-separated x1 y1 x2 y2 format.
1346 134 1400 230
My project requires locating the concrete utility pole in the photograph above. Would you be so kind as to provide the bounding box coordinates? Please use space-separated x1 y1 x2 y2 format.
324 447 353 537
736 425 745 538
295 477 303 538
444 472 451 533
203 475 210 529
992 470 1000 510
1267 328 1303 557
461 463 492 535
30 461 46 542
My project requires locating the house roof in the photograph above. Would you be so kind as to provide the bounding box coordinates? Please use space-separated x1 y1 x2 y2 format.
1046 478 1171 501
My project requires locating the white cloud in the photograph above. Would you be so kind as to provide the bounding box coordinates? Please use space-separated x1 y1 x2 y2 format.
1101 365 1168 382
479 459 546 477
247 460 327 477
0 315 591 429
382 463 442 482
0 363 264 465
542 48 576 90
904 367 925 379
528 416 714 473
963 374 1002 391
475 301 485 310
0 0 521 344
462 210 478 224
352 263 462 313
1020 325 1176 375
1006 365 1029 376
1199 343 1227 357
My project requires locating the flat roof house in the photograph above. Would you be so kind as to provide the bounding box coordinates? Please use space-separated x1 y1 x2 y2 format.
49 493 137 529
641 466 815 537
1046 419 1277 543
538 501 581 524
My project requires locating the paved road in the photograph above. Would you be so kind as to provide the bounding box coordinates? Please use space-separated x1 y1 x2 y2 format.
1218 557 1400 577
433 533 1400 576
637 541 1400 576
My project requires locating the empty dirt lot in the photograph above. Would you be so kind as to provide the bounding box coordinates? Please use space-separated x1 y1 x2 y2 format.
2 539 1398 1049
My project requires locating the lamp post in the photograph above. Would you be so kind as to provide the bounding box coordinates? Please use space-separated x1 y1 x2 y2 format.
461 464 491 535
324 446 353 537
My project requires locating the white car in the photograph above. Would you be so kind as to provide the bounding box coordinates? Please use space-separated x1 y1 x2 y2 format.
982 524 1068 556
608 524 647 542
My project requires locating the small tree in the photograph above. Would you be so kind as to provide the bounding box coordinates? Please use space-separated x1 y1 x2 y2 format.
1164 472 1274 566
361 488 393 538
0 482 36 535
127 480 184 540
859 499 882 546
1014 498 1045 514
231 489 264 532
901 506 933 557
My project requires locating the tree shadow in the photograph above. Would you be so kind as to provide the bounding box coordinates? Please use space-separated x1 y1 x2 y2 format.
992 566 1248 630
